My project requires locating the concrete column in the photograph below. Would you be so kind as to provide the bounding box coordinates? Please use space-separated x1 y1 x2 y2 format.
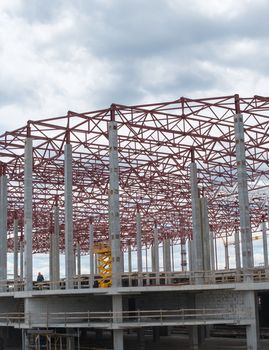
209 228 215 271
89 222 94 288
234 112 254 277
262 220 268 268
13 218 19 286
76 242 81 288
108 119 122 287
200 197 210 272
64 142 74 289
181 238 187 272
189 325 199 350
0 172 7 289
153 223 160 285
188 239 193 273
235 227 241 270
190 161 203 284
245 291 260 350
163 238 171 272
112 295 123 350
20 240 24 282
24 136 33 291
52 205 60 289
163 238 171 283
94 253 98 274
224 238 229 270
128 245 132 273
136 211 143 286
49 233 53 281
214 235 218 270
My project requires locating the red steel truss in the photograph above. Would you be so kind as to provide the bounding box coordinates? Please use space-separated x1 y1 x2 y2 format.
1 94 269 253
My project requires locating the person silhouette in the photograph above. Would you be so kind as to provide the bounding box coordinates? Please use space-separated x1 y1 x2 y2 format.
37 272 44 283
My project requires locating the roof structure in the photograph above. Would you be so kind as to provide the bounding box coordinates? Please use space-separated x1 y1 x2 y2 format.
1 94 269 253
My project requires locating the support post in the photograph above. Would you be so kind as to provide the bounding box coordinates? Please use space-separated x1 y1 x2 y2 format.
136 210 143 286
20 240 24 283
181 238 187 272
224 234 229 270
24 136 33 291
13 217 19 290
190 160 203 284
153 223 160 285
234 112 254 279
112 295 124 350
209 227 215 271
262 220 268 268
52 205 60 289
76 242 81 288
108 118 122 288
0 171 7 289
200 197 210 272
89 222 94 288
128 245 132 273
64 141 74 289
163 238 171 283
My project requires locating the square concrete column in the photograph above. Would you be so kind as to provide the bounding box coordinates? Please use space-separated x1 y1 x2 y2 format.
0 171 7 290
136 210 143 286
13 217 19 290
245 291 260 350
190 161 203 284
51 205 60 289
181 238 187 272
64 142 74 289
234 113 254 278
108 119 122 288
24 136 33 291
262 220 268 268
152 223 160 285
89 222 94 288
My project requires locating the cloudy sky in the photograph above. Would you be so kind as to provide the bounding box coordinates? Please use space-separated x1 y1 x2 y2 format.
1 0 269 133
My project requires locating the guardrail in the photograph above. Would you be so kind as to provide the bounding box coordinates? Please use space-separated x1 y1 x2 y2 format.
0 308 249 327
1 267 269 292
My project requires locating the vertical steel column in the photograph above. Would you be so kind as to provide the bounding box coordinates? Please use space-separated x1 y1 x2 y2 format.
0 169 7 289
262 220 268 268
52 205 60 289
234 111 254 277
89 221 94 288
24 134 33 291
136 210 143 286
108 118 122 288
190 159 203 284
64 138 74 289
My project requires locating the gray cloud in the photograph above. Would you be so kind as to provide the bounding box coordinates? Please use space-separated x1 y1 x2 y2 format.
0 0 269 131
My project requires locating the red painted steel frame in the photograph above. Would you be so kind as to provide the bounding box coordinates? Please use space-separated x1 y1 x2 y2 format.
1 95 269 253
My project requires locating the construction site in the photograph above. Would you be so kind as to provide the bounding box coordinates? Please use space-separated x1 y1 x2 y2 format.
0 95 269 349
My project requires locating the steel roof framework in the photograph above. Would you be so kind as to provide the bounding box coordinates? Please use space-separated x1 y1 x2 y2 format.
1 94 269 253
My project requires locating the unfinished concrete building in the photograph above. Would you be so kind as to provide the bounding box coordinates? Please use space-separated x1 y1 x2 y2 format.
0 95 268 349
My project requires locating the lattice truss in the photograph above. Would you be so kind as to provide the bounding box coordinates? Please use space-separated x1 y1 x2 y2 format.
1 95 269 253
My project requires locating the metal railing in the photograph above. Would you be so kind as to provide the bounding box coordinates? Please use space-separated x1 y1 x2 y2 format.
1 267 269 293
0 308 249 327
